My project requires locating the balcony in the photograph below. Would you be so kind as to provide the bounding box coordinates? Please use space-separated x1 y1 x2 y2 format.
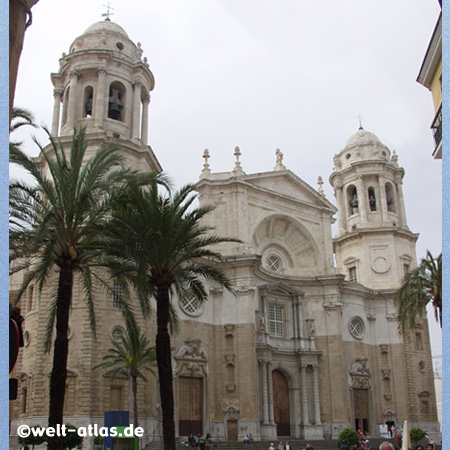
431 103 442 159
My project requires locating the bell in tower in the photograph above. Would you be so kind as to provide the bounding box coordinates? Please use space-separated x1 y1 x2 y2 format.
330 127 419 290
48 18 162 174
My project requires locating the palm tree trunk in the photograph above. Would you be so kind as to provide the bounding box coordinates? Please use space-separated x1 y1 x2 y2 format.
48 263 73 450
132 375 139 428
155 285 176 450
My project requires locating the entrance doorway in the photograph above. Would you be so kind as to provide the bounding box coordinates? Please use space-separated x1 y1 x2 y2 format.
272 370 290 436
179 377 203 436
353 388 369 434
227 420 238 441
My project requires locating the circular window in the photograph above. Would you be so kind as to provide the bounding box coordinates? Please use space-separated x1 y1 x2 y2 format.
346 153 351 160
418 361 426 373
180 293 201 316
382 151 387 157
116 42 124 50
268 256 280 272
112 327 124 342
349 317 365 339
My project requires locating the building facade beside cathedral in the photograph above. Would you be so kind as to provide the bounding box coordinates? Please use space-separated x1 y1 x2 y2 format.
10 20 439 448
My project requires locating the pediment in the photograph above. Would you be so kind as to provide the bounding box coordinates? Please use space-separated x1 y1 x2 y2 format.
244 170 336 213
258 282 305 297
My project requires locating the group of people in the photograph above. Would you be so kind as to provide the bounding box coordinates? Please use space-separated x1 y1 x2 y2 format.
268 441 300 450
244 434 254 444
187 432 212 450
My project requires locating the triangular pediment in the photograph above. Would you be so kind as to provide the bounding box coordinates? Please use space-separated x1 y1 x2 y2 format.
258 281 305 297
243 170 336 212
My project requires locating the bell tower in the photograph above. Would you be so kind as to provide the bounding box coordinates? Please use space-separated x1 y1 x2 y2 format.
329 127 418 290
49 19 161 173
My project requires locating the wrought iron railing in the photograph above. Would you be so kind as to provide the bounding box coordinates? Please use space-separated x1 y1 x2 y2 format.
431 103 442 152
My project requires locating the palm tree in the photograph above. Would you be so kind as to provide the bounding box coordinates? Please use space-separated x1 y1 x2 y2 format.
394 250 442 334
9 126 136 450
100 179 240 450
93 329 156 429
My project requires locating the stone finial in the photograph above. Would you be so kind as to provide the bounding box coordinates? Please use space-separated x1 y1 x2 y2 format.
391 150 398 166
202 149 211 172
199 149 211 179
317 176 325 196
274 148 286 171
233 146 245 175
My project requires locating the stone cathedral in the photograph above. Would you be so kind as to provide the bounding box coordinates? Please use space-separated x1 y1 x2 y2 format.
10 19 439 447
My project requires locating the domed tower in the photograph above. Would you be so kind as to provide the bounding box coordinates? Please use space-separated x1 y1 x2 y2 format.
329 127 418 290
49 19 161 172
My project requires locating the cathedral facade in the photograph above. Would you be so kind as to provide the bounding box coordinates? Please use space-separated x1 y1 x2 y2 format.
10 19 439 447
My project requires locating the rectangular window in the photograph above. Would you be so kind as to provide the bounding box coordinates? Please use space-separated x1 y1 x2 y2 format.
269 305 284 337
21 388 27 414
112 283 123 309
349 266 357 283
27 286 34 312
416 333 423 351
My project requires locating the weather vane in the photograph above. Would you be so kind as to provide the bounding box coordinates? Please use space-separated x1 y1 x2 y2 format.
102 2 115 21
357 114 364 130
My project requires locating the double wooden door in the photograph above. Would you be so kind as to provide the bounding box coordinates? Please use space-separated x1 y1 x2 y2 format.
353 388 369 433
179 377 203 436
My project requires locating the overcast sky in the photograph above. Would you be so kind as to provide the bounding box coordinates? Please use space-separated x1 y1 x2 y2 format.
12 0 442 359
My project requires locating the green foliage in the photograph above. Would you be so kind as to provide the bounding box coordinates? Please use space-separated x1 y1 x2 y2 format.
93 328 156 382
410 428 426 444
394 251 442 334
338 428 360 447
62 424 84 449
17 425 47 448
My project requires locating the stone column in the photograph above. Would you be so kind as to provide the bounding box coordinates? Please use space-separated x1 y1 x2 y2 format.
395 182 407 228
259 360 269 424
51 89 63 137
132 82 142 140
312 364 322 424
335 186 346 234
267 362 274 423
356 177 368 223
66 70 79 130
94 69 107 129
141 94 150 144
300 364 310 425
378 176 388 222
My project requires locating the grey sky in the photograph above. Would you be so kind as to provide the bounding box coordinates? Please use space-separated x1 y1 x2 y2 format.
12 0 442 359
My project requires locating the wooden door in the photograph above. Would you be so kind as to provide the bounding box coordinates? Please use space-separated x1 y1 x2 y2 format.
227 420 238 441
179 377 203 436
272 370 290 436
353 389 369 434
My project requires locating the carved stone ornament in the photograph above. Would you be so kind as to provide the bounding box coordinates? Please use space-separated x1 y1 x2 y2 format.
224 404 240 420
351 357 370 375
226 384 236 393
175 338 207 359
350 357 371 389
383 406 396 421
323 302 343 314
379 344 388 355
382 369 391 380
225 354 235 367
224 324 235 337
174 338 208 377
235 286 256 295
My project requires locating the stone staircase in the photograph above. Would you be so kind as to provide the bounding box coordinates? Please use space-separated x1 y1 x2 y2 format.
145 438 410 450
